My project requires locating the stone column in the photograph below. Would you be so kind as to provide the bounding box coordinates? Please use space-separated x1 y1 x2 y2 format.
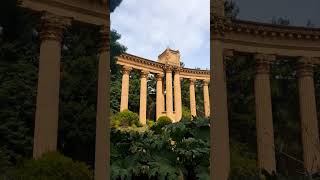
211 44 231 180
33 13 70 159
254 54 276 174
297 57 320 173
95 25 110 180
120 66 132 111
156 74 165 120
203 79 210 117
190 78 197 117
174 68 182 122
165 66 174 119
212 0 225 16
139 70 149 125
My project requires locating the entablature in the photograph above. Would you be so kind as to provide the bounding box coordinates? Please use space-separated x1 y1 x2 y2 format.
212 16 320 60
116 53 210 80
19 0 108 25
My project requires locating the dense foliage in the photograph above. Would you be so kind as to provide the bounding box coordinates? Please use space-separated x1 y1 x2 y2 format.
111 110 141 128
6 152 92 180
111 117 210 180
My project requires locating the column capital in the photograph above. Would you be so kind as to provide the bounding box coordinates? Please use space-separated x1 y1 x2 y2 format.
164 65 174 73
122 66 132 75
40 13 71 42
174 66 182 73
99 25 110 52
190 78 196 85
203 79 210 86
140 70 149 79
296 57 315 77
156 73 164 81
254 54 276 75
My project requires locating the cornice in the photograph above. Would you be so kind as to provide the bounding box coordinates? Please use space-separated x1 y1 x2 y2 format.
117 53 210 76
211 16 320 41
118 53 164 69
180 68 210 75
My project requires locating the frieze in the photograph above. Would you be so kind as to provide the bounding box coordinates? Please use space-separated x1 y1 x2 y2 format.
117 53 210 76
211 15 320 41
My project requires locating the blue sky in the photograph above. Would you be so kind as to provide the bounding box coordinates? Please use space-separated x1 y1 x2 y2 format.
111 0 210 69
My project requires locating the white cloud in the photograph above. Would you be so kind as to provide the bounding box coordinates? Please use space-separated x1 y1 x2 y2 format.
111 0 210 69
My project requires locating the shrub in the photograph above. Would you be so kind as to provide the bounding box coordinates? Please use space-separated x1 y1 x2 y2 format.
182 106 192 121
146 119 155 128
157 116 172 126
111 110 141 128
8 152 92 180
151 116 172 133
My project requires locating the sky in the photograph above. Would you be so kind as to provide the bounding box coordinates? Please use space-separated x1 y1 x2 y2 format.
111 0 319 69
236 0 320 27
111 0 210 69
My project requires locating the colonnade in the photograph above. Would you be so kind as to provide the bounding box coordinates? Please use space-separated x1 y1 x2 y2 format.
119 64 211 124
212 49 320 178
212 0 320 179
29 12 109 180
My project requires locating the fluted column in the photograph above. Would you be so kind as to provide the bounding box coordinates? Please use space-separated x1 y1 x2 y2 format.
120 66 132 111
139 70 149 125
254 54 276 174
211 45 232 180
156 73 165 120
190 78 197 117
95 25 110 180
174 68 182 122
297 57 320 173
165 66 174 119
203 79 210 117
33 13 71 159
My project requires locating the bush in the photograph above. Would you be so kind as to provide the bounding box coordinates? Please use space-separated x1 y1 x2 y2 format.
146 119 155 128
151 116 172 133
111 110 141 128
8 152 92 180
157 116 172 127
182 106 191 121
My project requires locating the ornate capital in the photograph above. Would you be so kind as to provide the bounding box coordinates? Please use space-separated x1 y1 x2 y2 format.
164 64 174 73
40 13 71 42
296 57 315 77
174 66 182 73
122 66 132 75
203 79 210 86
255 54 276 75
99 24 110 52
140 70 149 79
190 78 196 85
156 73 164 81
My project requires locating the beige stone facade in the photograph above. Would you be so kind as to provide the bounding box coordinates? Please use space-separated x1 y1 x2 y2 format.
116 49 210 123
211 0 320 179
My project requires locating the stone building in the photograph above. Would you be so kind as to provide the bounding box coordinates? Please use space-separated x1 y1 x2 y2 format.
116 48 210 123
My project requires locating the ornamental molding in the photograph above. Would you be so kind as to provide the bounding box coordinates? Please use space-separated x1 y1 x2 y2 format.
121 66 132 75
99 25 110 52
211 15 320 41
190 78 196 85
254 54 276 75
40 13 71 41
116 53 210 78
203 79 210 86
140 70 150 78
